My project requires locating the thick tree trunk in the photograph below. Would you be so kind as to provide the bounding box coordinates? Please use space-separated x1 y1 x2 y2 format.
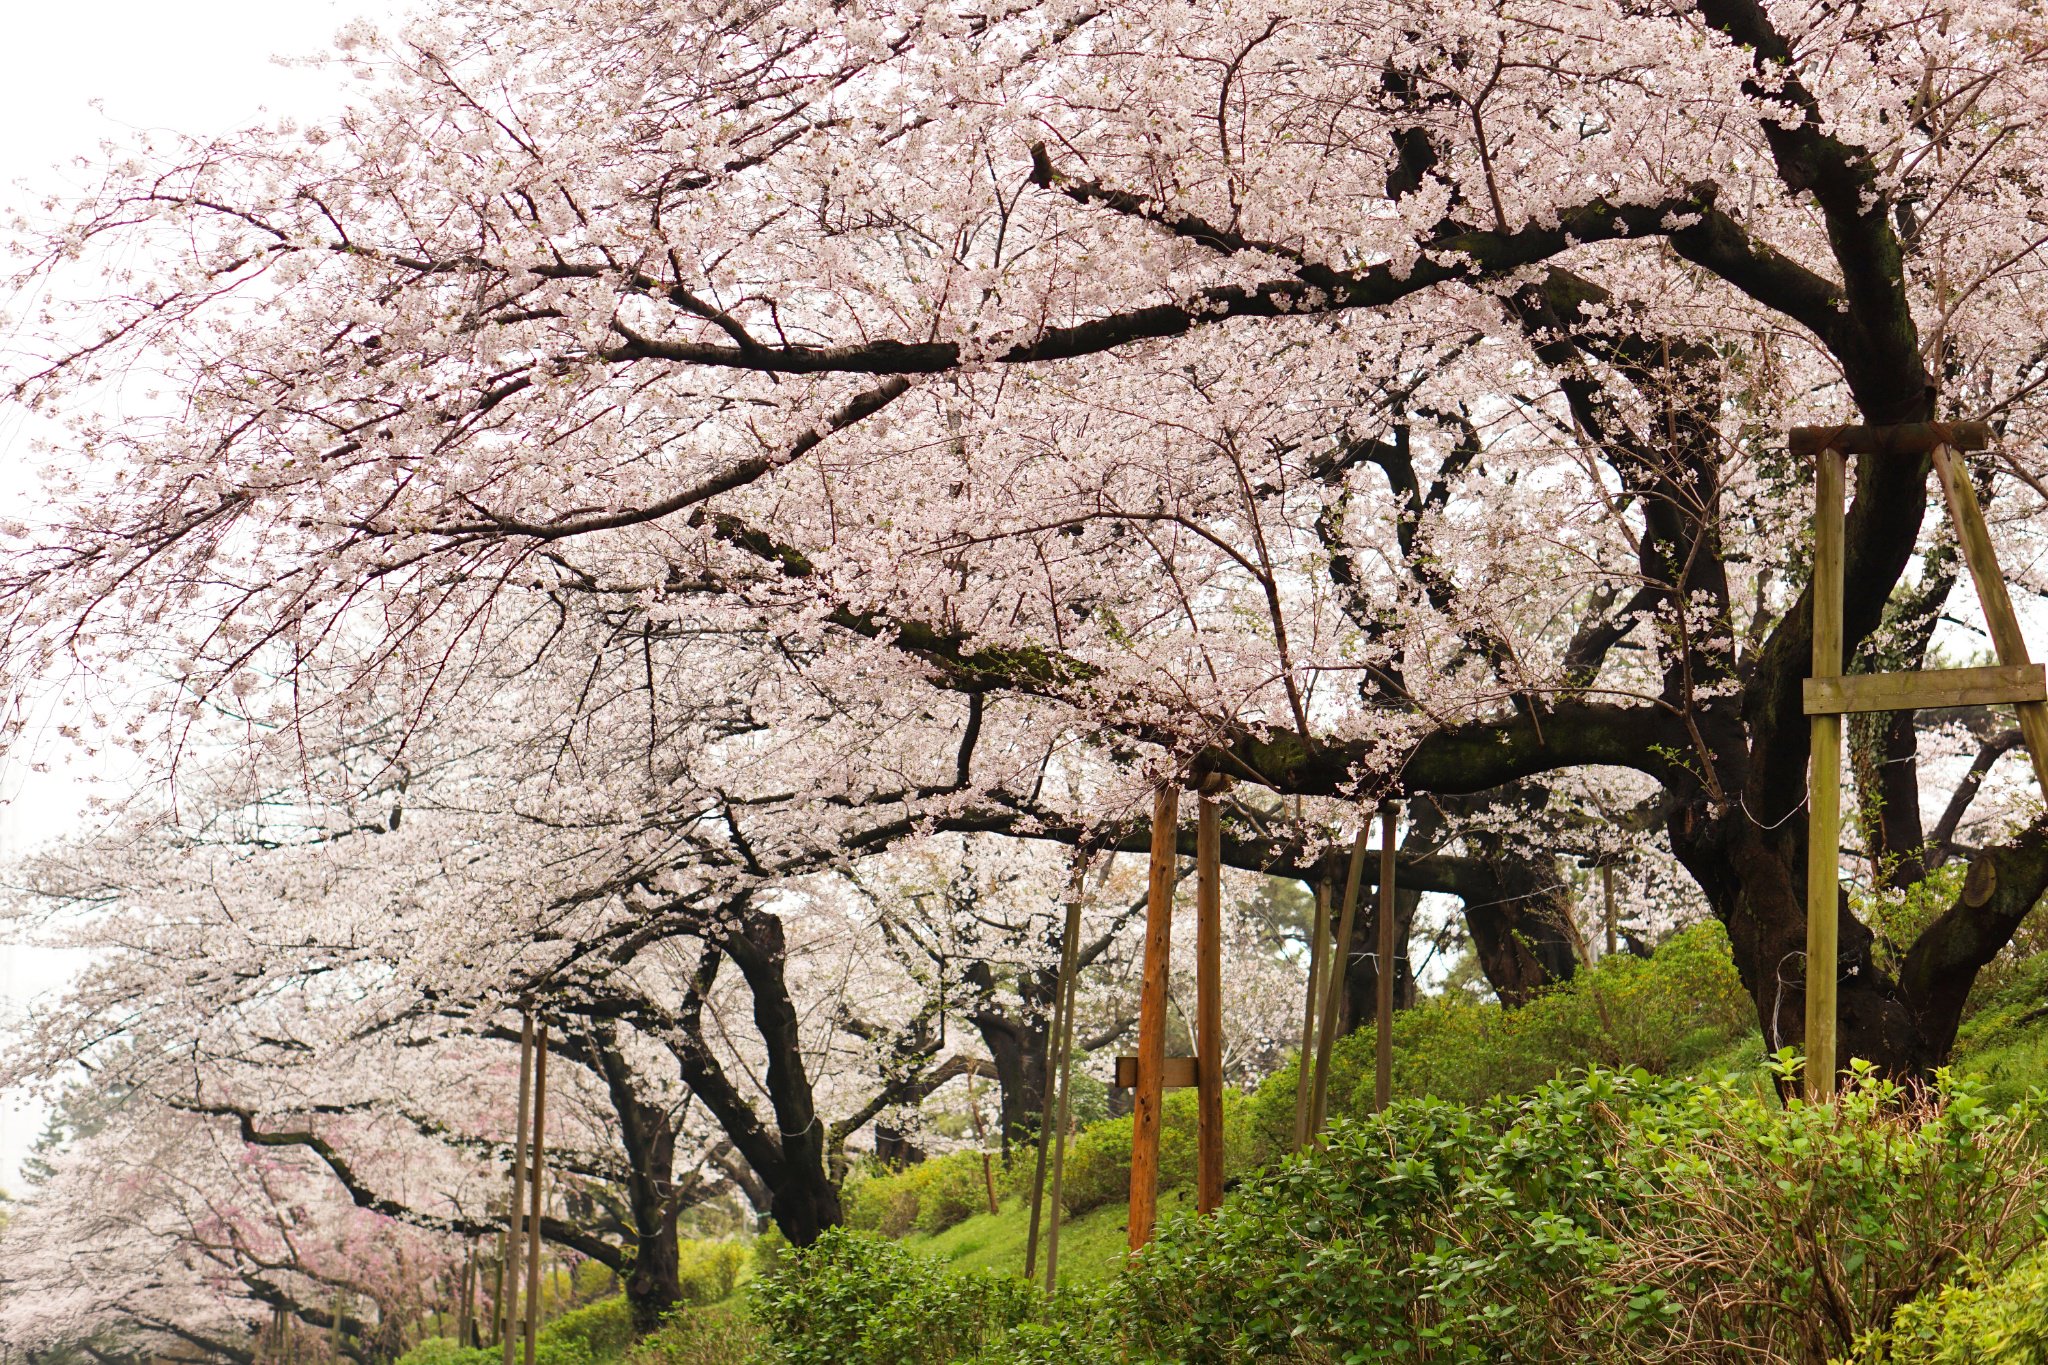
721 912 846 1246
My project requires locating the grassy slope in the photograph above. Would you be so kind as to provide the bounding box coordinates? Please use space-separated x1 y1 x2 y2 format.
901 1189 1195 1283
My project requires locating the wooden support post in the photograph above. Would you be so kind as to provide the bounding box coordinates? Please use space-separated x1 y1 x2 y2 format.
1602 865 1617 959
1044 883 1085 1293
501 1014 534 1365
523 1023 549 1365
1375 804 1397 1114
1026 864 1086 1280
1292 879 1330 1150
1806 447 1845 1103
967 1069 1000 1217
1195 793 1226 1214
1309 824 1371 1138
1128 785 1180 1251
1931 445 2048 801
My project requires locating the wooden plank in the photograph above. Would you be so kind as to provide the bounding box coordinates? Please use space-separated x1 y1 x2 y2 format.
1309 822 1371 1138
1802 663 2047 714
1375 804 1398 1114
1127 785 1179 1251
1292 879 1329 1150
1806 448 1844 1103
1932 445 2048 802
1194 796 1225 1215
1115 1055 1198 1089
1788 421 1989 456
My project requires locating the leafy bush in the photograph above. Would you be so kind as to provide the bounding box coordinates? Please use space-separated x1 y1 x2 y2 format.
624 1303 761 1365
749 1226 1039 1365
1249 921 1758 1156
843 1149 998 1236
1954 947 2048 1109
1109 1061 2048 1364
397 1341 493 1365
1057 1086 1255 1216
674 1238 750 1306
538 1295 635 1357
1856 1254 2048 1363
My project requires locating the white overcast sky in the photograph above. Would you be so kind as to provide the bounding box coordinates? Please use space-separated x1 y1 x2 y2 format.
0 0 408 1188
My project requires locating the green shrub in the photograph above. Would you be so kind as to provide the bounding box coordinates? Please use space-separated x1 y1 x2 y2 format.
674 1238 749 1306
1857 1254 2048 1363
572 1257 619 1303
624 1303 761 1365
1057 1087 1255 1216
1250 921 1758 1157
748 1227 1039 1365
1954 947 2048 1110
843 1150 1000 1237
537 1295 635 1358
1108 1061 2048 1363
396 1341 493 1365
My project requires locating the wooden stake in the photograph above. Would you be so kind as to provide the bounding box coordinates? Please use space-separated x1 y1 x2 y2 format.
1602 865 1617 959
1806 447 1845 1103
1025 865 1086 1279
1292 879 1330 1150
1043 887 1084 1293
1309 824 1371 1137
1375 804 1398 1113
967 1068 1000 1217
501 1014 534 1365
1195 794 1226 1214
1931 444 2048 801
523 1023 549 1365
1128 785 1180 1251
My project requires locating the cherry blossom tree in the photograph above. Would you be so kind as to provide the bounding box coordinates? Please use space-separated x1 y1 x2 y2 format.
9 0 2048 1142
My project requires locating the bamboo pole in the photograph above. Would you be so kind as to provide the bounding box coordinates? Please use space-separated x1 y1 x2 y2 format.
1195 793 1226 1214
1292 878 1330 1150
1308 824 1371 1137
1025 864 1087 1279
1128 785 1180 1251
1806 447 1845 1103
501 1014 535 1365
1375 804 1398 1113
523 1024 550 1365
1931 444 2048 800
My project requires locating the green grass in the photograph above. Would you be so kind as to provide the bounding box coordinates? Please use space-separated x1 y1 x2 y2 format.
900 1188 1192 1283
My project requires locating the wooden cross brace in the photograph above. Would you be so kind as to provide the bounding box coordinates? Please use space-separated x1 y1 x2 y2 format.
1794 421 2048 1103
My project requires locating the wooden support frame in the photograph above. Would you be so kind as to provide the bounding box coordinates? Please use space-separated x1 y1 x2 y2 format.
1800 425 2048 1102
1115 1055 1198 1089
1126 781 1232 1246
1803 663 2045 714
